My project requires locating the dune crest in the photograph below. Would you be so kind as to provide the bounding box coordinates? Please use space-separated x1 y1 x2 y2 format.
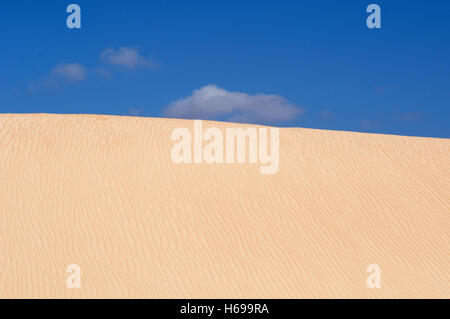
0 114 448 298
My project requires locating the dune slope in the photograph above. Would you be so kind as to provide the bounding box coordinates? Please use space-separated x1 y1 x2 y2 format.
0 114 448 298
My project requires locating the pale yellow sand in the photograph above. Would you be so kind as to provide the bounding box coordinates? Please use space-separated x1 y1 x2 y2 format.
0 114 448 298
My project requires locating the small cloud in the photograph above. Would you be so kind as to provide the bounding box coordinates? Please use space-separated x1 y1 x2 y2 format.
128 108 141 116
165 85 304 125
361 119 374 130
376 86 386 94
100 46 154 69
27 82 38 93
94 67 112 79
395 112 422 122
51 63 87 83
29 62 87 92
320 110 333 120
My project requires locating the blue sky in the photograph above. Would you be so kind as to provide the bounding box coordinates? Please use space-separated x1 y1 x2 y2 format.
0 0 449 137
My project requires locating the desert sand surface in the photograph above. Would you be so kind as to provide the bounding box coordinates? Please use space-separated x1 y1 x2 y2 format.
0 113 448 298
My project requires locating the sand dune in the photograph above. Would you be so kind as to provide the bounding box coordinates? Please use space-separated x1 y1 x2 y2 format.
0 114 448 298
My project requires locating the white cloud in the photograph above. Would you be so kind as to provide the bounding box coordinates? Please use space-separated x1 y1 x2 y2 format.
51 63 87 82
361 120 374 129
320 110 333 120
93 67 112 79
395 112 422 122
28 62 87 92
165 85 304 124
100 47 154 69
